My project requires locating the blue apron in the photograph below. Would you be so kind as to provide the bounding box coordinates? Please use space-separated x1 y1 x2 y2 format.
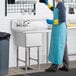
48 8 67 64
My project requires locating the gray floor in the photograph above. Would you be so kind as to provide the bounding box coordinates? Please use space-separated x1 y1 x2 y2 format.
1 61 76 76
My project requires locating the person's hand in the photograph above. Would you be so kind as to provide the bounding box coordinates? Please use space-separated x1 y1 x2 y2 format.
53 19 59 25
46 19 59 25
44 0 52 9
45 0 52 9
46 19 53 25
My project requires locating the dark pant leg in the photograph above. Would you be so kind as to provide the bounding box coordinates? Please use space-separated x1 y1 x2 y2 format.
63 43 69 68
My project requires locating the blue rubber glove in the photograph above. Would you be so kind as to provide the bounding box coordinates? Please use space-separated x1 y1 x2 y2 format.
44 0 48 5
46 19 53 25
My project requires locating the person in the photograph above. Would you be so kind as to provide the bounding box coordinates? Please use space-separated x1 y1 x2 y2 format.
40 0 69 72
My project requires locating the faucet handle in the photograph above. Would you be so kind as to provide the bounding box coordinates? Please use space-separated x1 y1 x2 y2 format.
23 20 31 27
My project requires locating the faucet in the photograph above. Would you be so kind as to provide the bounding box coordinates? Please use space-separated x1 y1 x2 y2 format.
23 20 31 27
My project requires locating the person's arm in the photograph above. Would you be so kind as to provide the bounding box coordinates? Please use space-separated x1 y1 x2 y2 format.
53 3 66 25
57 3 66 24
39 0 54 11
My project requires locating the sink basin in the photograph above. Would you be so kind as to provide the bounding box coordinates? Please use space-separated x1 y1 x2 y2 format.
11 19 48 31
